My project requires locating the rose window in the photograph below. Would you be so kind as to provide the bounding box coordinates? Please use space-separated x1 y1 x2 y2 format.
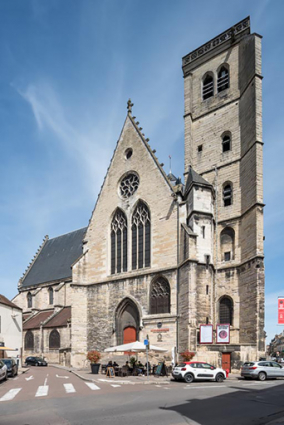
120 173 139 199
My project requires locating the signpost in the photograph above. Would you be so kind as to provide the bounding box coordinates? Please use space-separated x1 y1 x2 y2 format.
278 297 284 325
144 337 149 380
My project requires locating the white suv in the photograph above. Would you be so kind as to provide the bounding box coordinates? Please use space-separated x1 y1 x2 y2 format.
172 362 226 383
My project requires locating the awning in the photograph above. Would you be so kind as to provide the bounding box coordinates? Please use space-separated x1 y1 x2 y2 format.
0 347 15 351
104 340 167 353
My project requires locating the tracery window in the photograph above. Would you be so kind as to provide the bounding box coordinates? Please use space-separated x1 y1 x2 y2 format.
217 66 229 92
150 278 170 314
49 329 60 349
111 209 127 274
25 330 34 350
219 297 233 325
27 292 32 309
120 173 139 199
223 183 232 206
202 74 214 100
132 201 151 269
49 287 53 305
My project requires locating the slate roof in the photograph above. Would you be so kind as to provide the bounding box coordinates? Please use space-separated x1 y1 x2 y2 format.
0 294 22 310
43 307 71 328
21 227 87 288
184 166 212 197
23 310 54 330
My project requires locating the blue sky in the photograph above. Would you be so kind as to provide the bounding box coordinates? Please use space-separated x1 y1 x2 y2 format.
0 0 283 345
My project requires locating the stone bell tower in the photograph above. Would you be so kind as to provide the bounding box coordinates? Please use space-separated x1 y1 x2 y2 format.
182 17 265 361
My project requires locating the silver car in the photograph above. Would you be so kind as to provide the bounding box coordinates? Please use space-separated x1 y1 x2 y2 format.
0 360 8 382
241 361 284 381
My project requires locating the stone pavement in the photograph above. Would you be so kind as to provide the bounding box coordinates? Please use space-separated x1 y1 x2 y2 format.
50 364 240 385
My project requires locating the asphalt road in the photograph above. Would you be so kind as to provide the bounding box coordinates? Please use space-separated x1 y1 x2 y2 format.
1 367 284 425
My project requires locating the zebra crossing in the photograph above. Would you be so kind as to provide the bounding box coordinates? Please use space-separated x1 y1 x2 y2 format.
0 381 122 402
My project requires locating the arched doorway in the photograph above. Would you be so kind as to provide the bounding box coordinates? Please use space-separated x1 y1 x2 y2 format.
115 298 140 345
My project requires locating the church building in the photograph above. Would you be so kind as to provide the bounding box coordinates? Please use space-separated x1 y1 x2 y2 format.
12 17 265 371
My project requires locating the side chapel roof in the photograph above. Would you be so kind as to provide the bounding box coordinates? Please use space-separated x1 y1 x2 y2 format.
184 165 212 197
20 227 87 288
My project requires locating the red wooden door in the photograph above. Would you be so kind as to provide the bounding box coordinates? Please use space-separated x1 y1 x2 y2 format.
123 327 136 344
222 353 231 372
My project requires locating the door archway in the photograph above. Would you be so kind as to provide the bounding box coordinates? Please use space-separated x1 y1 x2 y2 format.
115 298 140 345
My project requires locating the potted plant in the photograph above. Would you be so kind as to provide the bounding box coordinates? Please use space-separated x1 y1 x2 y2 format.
87 350 101 374
180 350 195 362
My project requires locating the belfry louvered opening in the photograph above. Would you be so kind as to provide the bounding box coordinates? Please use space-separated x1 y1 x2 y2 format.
219 297 233 325
111 209 128 274
132 201 151 270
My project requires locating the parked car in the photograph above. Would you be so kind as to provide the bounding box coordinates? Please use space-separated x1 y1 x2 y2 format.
241 361 284 381
0 360 8 382
172 362 226 383
25 356 48 367
2 358 18 377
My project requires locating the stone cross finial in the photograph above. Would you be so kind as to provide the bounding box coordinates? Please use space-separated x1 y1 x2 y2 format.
127 99 134 114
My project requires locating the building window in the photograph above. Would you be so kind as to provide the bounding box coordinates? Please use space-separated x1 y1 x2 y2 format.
49 287 53 305
219 297 233 325
49 329 60 349
217 66 229 92
198 144 203 152
220 227 235 262
119 173 139 199
150 277 170 314
25 331 34 350
224 252 231 262
222 134 231 152
223 183 232 206
203 74 214 100
111 209 127 274
202 226 205 238
132 201 151 269
125 148 133 159
27 292 32 309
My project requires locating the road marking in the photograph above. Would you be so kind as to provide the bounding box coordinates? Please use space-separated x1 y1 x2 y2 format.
35 385 49 397
13 377 19 380
156 385 162 388
44 377 48 386
184 385 223 389
111 384 121 388
25 375 34 381
85 382 100 391
64 383 76 393
56 374 69 379
0 388 22 402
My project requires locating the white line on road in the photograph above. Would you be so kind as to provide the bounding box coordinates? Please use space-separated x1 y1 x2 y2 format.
0 388 22 402
64 383 76 393
44 377 48 386
184 385 224 389
35 385 49 397
111 385 121 388
85 382 100 391
56 374 69 379
25 375 34 381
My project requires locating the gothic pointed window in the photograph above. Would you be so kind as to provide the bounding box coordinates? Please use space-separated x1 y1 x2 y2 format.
25 330 34 350
132 201 151 269
222 134 231 152
150 277 170 314
223 183 232 206
217 65 229 92
27 292 32 309
111 209 127 274
219 297 233 325
49 329 60 349
202 74 214 100
49 287 53 305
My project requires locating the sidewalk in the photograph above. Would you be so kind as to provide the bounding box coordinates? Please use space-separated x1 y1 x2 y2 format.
50 364 240 385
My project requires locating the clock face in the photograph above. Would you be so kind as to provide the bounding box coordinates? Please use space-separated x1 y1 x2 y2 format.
219 330 228 339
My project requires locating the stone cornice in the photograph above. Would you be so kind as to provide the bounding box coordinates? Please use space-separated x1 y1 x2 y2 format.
182 17 250 74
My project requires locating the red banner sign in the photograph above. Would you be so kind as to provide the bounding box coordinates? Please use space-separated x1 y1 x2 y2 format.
278 298 284 324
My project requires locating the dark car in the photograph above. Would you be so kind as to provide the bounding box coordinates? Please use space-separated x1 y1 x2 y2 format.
25 356 48 366
2 358 18 377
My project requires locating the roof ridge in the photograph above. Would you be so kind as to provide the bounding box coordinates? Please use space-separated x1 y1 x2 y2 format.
48 227 87 241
